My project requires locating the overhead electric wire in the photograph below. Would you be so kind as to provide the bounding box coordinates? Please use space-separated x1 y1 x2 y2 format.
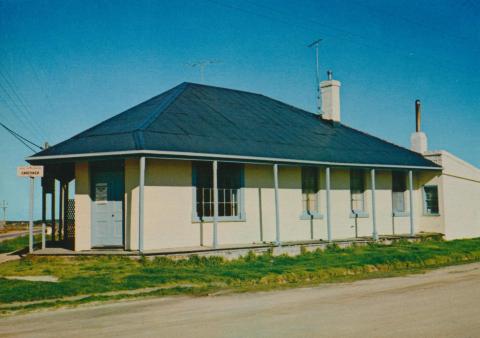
0 121 42 152
24 58 57 120
0 69 46 140
206 0 479 77
349 0 480 48
0 34 55 139
0 79 44 142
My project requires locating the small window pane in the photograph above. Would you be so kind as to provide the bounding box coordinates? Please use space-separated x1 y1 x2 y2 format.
194 162 243 219
392 192 405 212
302 167 319 213
95 183 108 203
350 170 365 212
392 172 406 192
424 186 439 215
392 172 406 212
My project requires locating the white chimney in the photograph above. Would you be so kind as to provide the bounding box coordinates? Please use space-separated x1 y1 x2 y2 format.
320 70 341 122
410 99 428 154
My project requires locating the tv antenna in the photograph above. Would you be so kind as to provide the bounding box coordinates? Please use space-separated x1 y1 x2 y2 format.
187 60 221 83
307 38 322 115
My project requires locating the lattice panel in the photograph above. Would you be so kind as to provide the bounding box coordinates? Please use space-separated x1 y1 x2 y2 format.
65 199 75 241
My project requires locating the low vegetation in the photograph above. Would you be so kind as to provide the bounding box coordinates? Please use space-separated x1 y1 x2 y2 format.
1 237 480 314
0 235 42 254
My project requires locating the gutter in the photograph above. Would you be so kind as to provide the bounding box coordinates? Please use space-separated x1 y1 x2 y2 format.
26 149 443 171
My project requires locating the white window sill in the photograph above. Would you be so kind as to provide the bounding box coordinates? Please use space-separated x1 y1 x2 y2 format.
192 214 246 223
423 213 440 217
299 211 324 220
393 211 410 217
350 212 369 218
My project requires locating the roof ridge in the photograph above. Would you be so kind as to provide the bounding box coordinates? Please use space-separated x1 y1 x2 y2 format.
181 82 268 97
67 87 176 141
137 82 188 132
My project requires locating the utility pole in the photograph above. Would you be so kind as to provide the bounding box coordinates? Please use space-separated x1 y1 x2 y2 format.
187 60 221 83
307 38 322 115
0 200 7 229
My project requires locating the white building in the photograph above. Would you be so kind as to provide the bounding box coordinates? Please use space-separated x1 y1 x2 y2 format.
27 75 480 252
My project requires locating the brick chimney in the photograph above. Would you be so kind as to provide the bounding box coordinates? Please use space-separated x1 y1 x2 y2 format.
320 70 341 122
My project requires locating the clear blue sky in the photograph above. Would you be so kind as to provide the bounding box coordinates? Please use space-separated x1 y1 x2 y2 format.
0 0 479 220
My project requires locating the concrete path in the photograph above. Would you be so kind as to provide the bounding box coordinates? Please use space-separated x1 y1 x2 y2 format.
0 254 21 264
1 263 480 338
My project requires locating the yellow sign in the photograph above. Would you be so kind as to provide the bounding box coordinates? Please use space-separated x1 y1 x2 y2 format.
17 165 44 177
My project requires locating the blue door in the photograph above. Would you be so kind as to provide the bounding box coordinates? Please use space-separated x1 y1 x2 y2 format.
91 162 124 247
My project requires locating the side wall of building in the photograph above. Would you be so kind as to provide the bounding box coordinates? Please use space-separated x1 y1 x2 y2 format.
440 152 480 239
74 161 91 251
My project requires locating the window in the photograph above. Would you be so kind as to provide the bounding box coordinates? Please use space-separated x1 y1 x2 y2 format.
193 162 243 220
350 170 365 213
423 185 439 215
392 172 406 213
302 167 319 214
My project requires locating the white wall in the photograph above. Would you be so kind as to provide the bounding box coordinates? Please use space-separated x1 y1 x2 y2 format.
127 160 442 251
424 151 480 240
74 161 91 251
74 158 456 251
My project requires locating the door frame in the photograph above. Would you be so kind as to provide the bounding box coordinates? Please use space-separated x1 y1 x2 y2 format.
89 160 125 249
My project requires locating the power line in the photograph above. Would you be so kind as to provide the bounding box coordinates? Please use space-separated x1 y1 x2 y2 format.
0 79 44 142
0 121 43 152
206 0 479 78
0 68 48 141
348 0 480 48
23 58 57 121
0 200 7 224
0 83 40 138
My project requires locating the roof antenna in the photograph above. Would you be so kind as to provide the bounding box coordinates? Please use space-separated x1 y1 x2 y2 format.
307 38 322 115
327 70 333 80
187 60 222 83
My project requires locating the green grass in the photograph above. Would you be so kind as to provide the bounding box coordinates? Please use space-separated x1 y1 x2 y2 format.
0 235 42 254
1 237 480 313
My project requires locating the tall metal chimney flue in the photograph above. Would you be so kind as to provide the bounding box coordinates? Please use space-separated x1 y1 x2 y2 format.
410 99 427 154
415 99 421 132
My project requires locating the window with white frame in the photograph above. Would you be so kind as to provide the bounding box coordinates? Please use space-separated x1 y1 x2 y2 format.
193 162 243 220
392 171 407 213
301 167 319 214
423 185 439 215
350 169 365 213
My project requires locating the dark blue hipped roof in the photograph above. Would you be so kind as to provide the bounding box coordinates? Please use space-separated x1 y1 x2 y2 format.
28 82 440 169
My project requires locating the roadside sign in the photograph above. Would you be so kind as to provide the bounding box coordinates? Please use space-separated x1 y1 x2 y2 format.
17 165 44 253
17 165 44 178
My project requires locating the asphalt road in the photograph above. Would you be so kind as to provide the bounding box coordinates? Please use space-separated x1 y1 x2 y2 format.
1 262 480 338
0 229 42 242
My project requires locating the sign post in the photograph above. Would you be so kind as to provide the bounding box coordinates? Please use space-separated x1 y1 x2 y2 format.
17 165 44 253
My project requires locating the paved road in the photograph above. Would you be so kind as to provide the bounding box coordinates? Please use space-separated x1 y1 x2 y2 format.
0 229 42 242
1 263 480 338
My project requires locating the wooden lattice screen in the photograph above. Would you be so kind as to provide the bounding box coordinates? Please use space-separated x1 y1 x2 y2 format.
65 199 75 249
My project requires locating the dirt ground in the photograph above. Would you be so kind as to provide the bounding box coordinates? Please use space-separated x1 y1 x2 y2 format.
1 262 480 338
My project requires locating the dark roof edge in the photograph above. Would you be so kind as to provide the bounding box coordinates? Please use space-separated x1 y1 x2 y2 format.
26 150 443 170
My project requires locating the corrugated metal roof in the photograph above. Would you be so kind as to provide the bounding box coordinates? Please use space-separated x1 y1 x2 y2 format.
28 82 440 169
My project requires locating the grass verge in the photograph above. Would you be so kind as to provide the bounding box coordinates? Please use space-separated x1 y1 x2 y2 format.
0 235 42 254
1 237 480 314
